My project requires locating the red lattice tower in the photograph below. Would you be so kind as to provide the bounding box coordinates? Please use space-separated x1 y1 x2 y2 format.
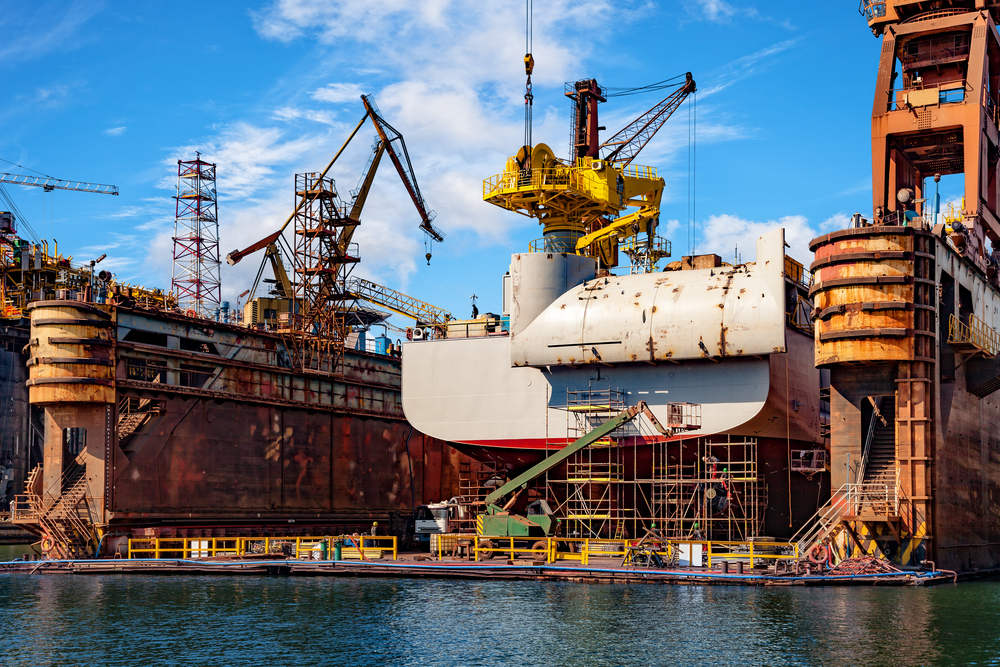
172 154 221 317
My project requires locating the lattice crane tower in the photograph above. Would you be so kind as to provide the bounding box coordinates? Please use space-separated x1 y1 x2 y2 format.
172 153 221 317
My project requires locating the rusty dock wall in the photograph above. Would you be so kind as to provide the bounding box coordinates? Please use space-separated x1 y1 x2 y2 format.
19 300 471 552
811 225 1000 571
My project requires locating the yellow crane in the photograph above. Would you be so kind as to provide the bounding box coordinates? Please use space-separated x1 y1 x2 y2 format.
484 68 695 271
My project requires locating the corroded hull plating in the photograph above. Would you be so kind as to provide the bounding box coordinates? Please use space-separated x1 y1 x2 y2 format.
110 399 459 522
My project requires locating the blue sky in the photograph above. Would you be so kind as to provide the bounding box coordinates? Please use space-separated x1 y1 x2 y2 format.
1 1 924 322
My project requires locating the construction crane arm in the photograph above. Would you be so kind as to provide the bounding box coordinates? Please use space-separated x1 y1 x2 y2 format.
484 404 646 508
361 95 445 242
226 230 282 266
346 276 450 325
225 111 370 266
334 140 386 256
264 243 293 297
600 72 696 168
348 142 386 223
0 172 118 195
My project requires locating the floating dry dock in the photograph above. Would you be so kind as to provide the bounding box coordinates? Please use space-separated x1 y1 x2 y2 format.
0 556 955 586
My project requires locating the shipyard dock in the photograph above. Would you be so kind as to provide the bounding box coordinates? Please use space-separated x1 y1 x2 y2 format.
0 555 955 587
0 532 958 586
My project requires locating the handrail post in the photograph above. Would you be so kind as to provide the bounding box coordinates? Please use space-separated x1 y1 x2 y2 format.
392 536 397 561
474 537 480 562
583 539 589 566
750 541 755 569
707 541 712 568
155 538 161 560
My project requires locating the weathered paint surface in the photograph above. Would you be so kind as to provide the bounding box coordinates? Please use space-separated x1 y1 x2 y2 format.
404 228 816 451
510 228 788 367
110 399 460 520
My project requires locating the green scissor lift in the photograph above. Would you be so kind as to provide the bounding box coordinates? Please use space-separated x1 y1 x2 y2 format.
477 403 651 538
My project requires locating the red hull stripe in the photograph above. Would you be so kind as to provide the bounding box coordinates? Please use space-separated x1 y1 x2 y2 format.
457 433 694 451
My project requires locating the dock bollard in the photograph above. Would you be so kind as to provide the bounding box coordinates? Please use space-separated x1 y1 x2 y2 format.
720 561 729 574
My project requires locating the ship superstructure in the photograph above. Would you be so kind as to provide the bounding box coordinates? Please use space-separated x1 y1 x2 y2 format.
402 55 826 542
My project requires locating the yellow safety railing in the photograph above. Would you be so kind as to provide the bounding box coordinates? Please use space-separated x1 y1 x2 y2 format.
948 313 1000 357
483 168 572 198
618 164 658 180
454 535 798 568
126 535 397 561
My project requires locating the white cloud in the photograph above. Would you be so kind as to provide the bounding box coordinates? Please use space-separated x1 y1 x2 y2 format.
103 126 127 136
311 83 365 104
683 0 793 29
107 206 141 218
697 212 821 264
700 39 799 98
165 122 323 200
272 106 335 125
701 0 738 21
135 0 749 302
820 212 851 231
0 1 101 65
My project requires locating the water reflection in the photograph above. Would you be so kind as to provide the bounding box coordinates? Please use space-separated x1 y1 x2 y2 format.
1 575 998 665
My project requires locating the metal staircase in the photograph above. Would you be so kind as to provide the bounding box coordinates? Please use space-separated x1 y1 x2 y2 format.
862 400 896 487
37 471 97 558
10 461 99 558
792 482 899 557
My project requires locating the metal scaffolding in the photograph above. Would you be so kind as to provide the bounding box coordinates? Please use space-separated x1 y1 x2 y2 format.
647 435 762 542
543 384 760 541
172 154 221 317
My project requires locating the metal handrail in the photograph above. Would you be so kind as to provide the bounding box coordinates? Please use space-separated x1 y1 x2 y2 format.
948 313 1000 356
528 235 579 253
127 534 398 561
455 534 798 568
856 396 881 484
791 481 900 555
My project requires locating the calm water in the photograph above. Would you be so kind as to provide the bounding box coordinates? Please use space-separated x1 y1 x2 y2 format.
1 571 999 666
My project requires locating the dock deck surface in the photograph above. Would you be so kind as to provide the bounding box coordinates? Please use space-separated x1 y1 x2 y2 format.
0 554 954 586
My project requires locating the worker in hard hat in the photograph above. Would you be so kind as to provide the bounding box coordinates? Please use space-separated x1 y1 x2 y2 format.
370 521 378 536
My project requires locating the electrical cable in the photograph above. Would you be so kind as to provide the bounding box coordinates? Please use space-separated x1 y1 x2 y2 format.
0 184 39 242
0 157 56 179
604 74 687 98
523 0 534 151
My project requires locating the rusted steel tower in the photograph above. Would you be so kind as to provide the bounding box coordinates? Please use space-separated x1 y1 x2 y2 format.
807 2 1000 571
865 0 1000 266
292 172 358 371
172 154 221 317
